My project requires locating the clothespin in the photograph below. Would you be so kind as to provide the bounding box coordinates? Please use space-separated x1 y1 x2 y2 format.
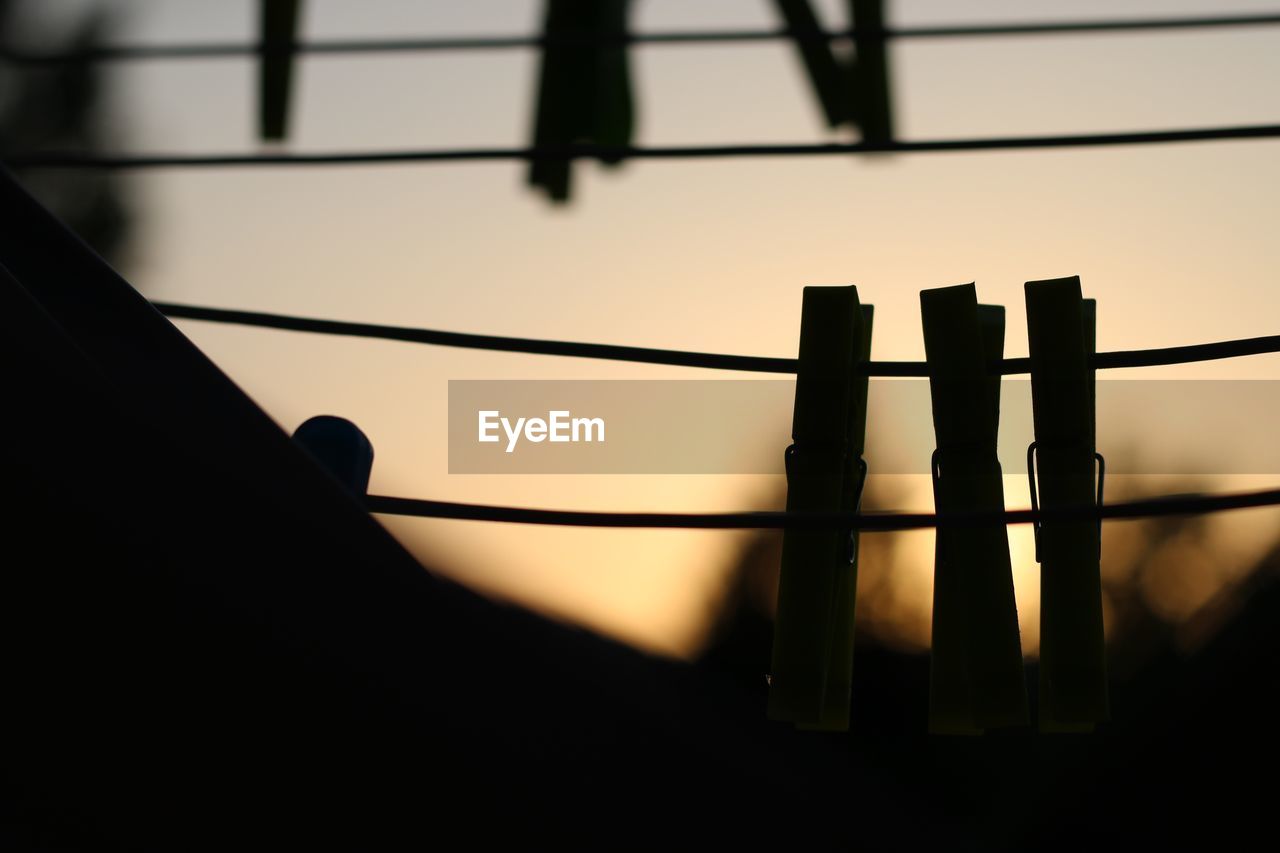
293 415 374 496
770 0 894 145
259 0 302 141
849 0 893 146
769 286 873 731
1025 277 1108 732
528 0 634 202
921 284 1027 734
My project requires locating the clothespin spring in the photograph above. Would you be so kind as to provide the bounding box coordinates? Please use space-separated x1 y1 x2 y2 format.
929 446 1005 510
783 443 868 564
1026 442 1105 562
846 456 869 564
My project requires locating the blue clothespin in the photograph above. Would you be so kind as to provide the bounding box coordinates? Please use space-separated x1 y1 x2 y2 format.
921 283 1027 734
293 415 374 496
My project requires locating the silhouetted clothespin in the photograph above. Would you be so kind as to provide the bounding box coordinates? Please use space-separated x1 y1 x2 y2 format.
529 0 634 202
259 0 302 141
1025 277 1109 732
293 415 374 496
771 0 894 145
921 284 1027 734
769 286 873 731
773 0 849 129
849 0 893 146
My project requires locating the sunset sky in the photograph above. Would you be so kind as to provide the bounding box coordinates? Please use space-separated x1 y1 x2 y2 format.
32 0 1280 656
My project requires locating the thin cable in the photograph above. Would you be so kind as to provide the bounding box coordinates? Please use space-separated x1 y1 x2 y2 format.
4 13 1280 64
366 486 1280 530
9 123 1280 170
153 302 797 373
153 301 1280 376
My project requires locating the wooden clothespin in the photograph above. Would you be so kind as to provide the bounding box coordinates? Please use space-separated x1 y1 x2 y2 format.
769 286 873 731
529 0 634 202
293 415 374 496
1025 276 1108 732
770 0 894 145
921 283 1027 734
259 0 302 141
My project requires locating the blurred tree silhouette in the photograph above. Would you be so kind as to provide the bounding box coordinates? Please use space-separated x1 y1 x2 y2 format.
0 0 130 266
701 473 1280 697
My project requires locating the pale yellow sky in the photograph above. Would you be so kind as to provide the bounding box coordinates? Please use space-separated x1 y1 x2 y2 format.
35 0 1280 655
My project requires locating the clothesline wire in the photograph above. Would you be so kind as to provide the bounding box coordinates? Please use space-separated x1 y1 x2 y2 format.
4 12 1280 65
152 301 1280 377
9 123 1280 170
364 486 1280 529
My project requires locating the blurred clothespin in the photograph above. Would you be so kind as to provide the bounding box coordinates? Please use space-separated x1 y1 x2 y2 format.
921 283 1027 734
1025 277 1109 732
771 0 894 146
769 286 873 731
259 0 302 141
529 0 634 202
850 0 893 146
293 415 374 497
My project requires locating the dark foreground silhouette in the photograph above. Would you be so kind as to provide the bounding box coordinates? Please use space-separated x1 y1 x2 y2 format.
0 166 864 849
